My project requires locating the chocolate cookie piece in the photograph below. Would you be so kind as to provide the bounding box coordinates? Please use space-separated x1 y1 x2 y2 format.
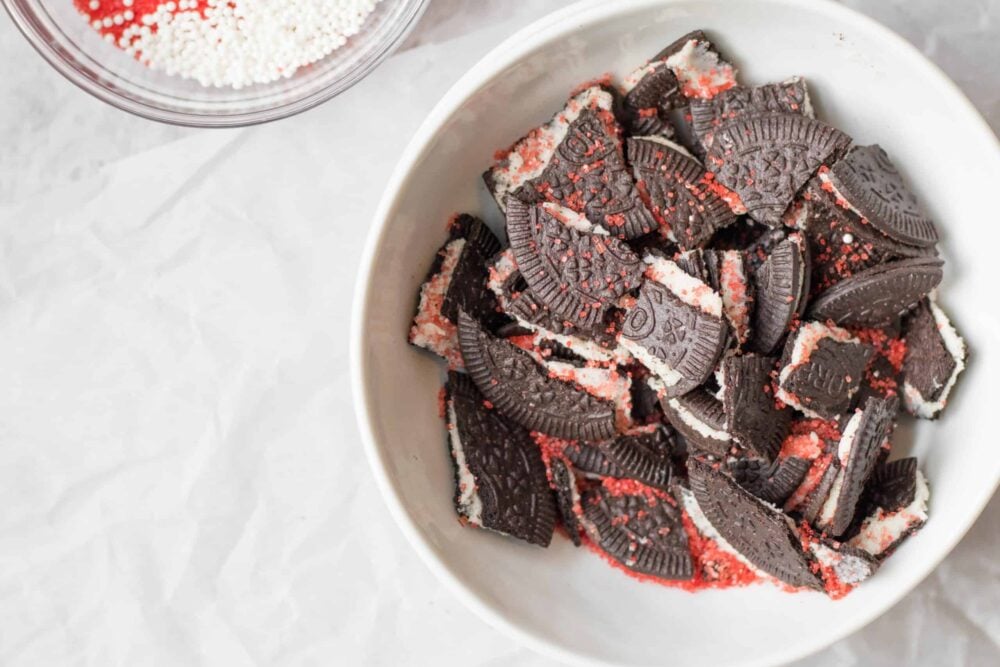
506 199 643 330
748 233 809 354
806 538 879 591
485 86 618 213
621 61 680 139
848 466 929 558
728 456 810 506
825 145 938 248
807 257 943 327
901 299 967 419
776 322 873 419
690 77 813 151
457 311 617 441
620 257 728 397
659 30 738 101
707 113 851 227
409 216 504 367
722 353 791 460
600 426 676 489
446 372 556 546
627 137 738 249
661 388 732 456
816 396 900 537
564 441 623 478
581 485 693 579
688 458 822 589
548 458 583 546
800 458 841 524
867 457 919 513
630 367 665 422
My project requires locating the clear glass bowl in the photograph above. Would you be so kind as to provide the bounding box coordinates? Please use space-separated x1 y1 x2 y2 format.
2 0 428 127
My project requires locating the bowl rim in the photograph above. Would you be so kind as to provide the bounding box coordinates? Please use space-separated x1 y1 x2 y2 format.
350 1 1000 665
1 0 429 128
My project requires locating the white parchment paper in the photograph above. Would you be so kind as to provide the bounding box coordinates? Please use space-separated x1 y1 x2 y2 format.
0 1 997 665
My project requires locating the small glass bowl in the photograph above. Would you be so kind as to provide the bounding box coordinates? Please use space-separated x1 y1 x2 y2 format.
2 0 428 127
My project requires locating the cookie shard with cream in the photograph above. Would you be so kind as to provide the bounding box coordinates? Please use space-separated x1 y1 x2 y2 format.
506 199 643 330
485 85 657 239
690 77 814 152
848 460 929 558
688 458 822 589
707 113 851 228
627 136 739 249
409 215 504 368
580 484 694 580
620 255 728 398
815 396 900 537
727 455 810 506
722 353 790 461
824 144 939 248
660 30 739 101
548 458 583 546
748 233 810 354
457 310 618 442
445 372 556 546
901 299 967 419
660 387 732 457
776 321 873 419
806 538 879 594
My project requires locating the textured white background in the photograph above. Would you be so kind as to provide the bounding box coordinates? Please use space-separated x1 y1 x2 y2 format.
1 1 998 665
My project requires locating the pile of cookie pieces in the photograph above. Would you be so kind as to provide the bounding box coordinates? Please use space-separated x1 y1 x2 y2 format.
408 31 967 597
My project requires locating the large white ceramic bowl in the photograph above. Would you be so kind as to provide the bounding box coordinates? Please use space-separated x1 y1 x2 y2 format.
351 1 1000 665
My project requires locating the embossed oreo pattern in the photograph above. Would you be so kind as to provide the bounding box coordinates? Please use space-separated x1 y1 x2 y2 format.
548 458 582 546
582 485 693 579
808 257 943 327
707 113 851 227
781 337 873 418
628 137 738 249
867 457 918 513
828 396 900 537
661 388 730 456
723 353 791 460
728 456 811 505
749 234 807 354
447 372 556 546
506 198 643 330
622 281 727 397
690 78 811 150
828 145 938 247
457 311 618 441
689 459 821 589
600 427 675 489
519 109 658 239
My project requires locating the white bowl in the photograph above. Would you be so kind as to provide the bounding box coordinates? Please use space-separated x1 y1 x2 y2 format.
351 1 1000 665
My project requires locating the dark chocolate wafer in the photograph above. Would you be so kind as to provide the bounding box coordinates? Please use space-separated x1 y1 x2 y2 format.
722 353 791 460
661 388 731 457
807 257 943 327
582 485 693 579
506 198 643 330
748 233 808 354
690 78 812 151
548 458 583 546
707 113 851 227
446 372 556 546
777 326 873 419
728 456 811 506
688 458 822 589
457 311 617 441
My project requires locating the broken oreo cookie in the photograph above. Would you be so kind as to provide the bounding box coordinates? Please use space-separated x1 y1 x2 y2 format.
548 458 583 546
660 387 731 457
748 233 809 354
728 456 810 506
722 353 790 460
446 372 556 546
458 311 618 441
901 299 967 419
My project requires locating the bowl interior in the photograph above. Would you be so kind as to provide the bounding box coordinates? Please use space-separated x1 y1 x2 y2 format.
5 0 425 125
356 1 1000 665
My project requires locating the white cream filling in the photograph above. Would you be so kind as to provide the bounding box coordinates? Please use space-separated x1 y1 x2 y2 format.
409 239 466 360
632 134 698 160
807 541 871 585
489 86 615 211
621 339 685 388
815 410 861 527
545 361 633 429
622 61 661 92
775 321 860 417
448 401 483 525
817 170 867 219
718 250 751 344
663 39 737 100
902 300 967 418
782 76 815 118
486 248 518 308
667 397 731 443
849 470 929 556
678 487 767 576
643 254 723 317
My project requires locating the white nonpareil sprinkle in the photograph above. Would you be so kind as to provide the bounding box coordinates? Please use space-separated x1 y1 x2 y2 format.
79 0 382 88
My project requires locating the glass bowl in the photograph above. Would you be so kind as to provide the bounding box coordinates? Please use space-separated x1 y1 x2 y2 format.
2 0 428 127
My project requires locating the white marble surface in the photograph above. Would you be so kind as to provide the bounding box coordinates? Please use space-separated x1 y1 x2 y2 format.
0 1 998 665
